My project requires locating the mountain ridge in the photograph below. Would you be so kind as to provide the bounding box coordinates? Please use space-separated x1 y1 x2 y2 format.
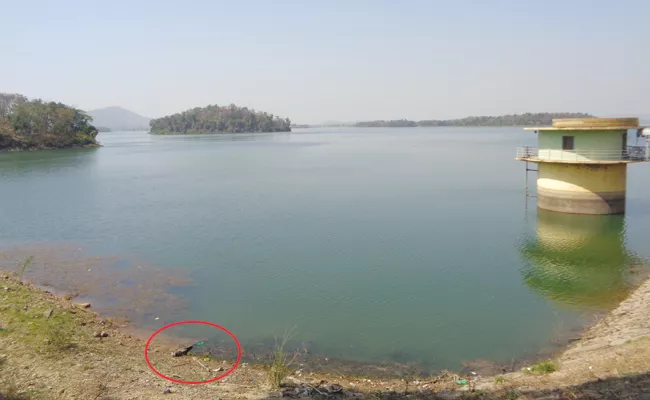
87 106 150 131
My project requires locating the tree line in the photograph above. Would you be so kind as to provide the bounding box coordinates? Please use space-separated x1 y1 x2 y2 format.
355 113 595 128
149 104 291 134
0 93 98 151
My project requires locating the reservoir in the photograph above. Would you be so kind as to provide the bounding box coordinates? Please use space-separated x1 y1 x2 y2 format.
0 127 648 373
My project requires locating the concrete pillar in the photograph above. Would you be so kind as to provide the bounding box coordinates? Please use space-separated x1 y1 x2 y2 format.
536 163 627 215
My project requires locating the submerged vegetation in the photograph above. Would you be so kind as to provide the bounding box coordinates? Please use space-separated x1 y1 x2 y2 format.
355 112 595 128
0 93 99 151
149 104 291 134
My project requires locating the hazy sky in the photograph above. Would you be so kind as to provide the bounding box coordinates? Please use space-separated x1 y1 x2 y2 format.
2 0 649 123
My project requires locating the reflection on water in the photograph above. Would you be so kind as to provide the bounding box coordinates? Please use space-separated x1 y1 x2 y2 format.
519 210 645 309
0 147 99 177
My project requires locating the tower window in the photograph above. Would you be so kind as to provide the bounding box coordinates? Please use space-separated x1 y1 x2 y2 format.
562 136 574 150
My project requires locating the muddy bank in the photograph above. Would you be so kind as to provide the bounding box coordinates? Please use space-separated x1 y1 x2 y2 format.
2 269 650 399
1 242 646 384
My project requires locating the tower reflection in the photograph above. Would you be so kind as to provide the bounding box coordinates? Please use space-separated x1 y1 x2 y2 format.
519 209 640 309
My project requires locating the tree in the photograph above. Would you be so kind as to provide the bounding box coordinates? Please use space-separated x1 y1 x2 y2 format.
0 92 98 151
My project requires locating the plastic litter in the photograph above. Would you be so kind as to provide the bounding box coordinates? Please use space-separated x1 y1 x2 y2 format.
456 379 468 385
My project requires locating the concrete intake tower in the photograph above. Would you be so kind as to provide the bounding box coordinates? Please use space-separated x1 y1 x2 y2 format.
516 118 649 214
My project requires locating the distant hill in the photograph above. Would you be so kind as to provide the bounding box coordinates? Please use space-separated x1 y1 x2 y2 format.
87 107 150 131
356 113 595 128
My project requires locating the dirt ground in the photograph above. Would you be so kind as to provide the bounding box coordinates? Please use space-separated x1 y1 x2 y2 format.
1 271 650 400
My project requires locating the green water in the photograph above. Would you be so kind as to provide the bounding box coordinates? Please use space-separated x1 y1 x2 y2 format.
1 127 649 372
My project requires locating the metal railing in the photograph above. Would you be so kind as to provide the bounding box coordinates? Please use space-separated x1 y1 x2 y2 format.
516 146 650 162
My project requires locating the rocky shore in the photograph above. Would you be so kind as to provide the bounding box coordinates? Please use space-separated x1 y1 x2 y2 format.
1 271 649 399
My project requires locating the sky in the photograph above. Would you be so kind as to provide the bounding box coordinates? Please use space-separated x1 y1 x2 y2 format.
2 0 649 124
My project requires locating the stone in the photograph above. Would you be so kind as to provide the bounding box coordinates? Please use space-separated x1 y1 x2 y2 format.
77 303 91 309
100 331 109 338
93 331 102 338
3 287 9 291
43 309 53 319
162 387 172 394
327 384 343 393
581 390 604 399
171 345 193 357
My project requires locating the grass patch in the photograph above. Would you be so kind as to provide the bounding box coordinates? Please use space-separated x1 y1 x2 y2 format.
0 277 80 354
0 384 32 400
525 360 558 374
267 328 299 388
494 376 506 384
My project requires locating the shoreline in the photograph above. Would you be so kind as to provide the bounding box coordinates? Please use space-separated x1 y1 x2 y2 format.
0 143 101 152
1 270 649 399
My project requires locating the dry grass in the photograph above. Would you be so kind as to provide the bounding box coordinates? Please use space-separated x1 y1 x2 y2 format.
16 256 33 282
267 328 299 388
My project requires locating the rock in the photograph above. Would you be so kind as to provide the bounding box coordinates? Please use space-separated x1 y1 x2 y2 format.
100 331 109 338
43 338 50 344
171 345 193 357
77 303 91 309
327 384 343 393
162 387 172 394
581 390 604 399
43 309 53 319
93 331 102 338
3 287 9 291
213 366 225 372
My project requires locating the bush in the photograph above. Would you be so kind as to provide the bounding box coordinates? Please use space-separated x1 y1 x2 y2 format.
526 360 558 374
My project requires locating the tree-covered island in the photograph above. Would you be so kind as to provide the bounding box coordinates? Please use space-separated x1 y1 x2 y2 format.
149 104 291 134
355 112 595 128
0 93 99 151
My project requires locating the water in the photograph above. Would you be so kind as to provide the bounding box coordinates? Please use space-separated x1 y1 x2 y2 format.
1 127 649 373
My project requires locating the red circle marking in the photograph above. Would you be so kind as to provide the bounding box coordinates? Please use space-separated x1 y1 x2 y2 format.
144 320 242 385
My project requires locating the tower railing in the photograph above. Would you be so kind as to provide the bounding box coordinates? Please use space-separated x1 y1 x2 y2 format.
516 146 650 162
